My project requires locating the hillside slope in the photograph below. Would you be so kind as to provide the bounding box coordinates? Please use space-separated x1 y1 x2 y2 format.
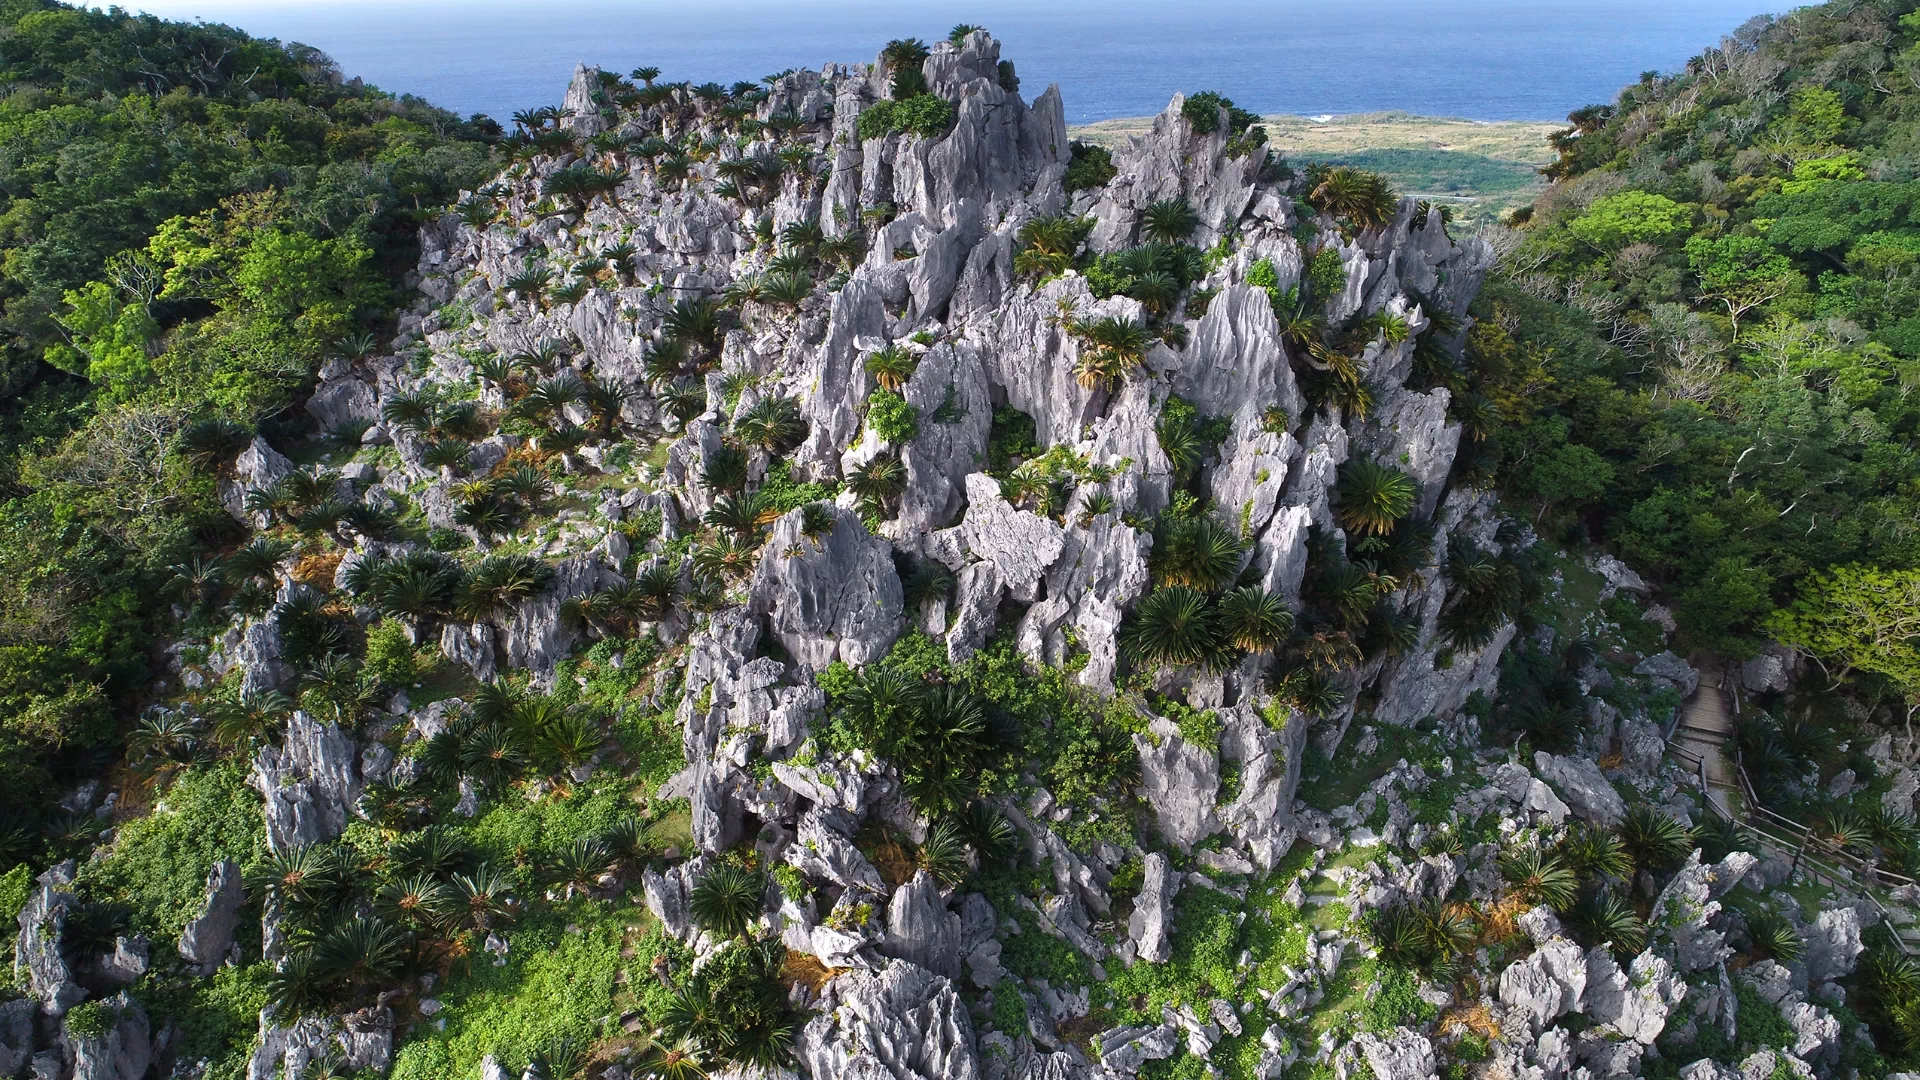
1 13 1912 1080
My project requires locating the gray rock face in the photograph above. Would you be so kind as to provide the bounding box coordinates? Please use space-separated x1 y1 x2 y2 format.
1352 387 1459 521
1586 949 1686 1044
792 275 885 479
1634 651 1701 697
1498 936 1587 1033
246 1007 393 1080
1126 852 1178 964
1531 751 1626 827
798 959 981 1080
305 376 377 433
234 617 294 696
1175 283 1305 431
218 437 294 527
16 862 85 1016
1738 645 1798 695
499 554 620 680
896 342 993 534
249 711 361 852
641 862 694 941
941 473 1066 600
438 621 497 682
1216 703 1308 870
773 756 887 817
1352 1028 1438 1080
1249 504 1314 608
85 936 147 992
66 992 148 1080
1133 716 1219 851
0 995 35 1076
178 859 245 972
945 560 1002 665
1649 852 1730 972
749 504 904 674
1086 93 1261 253
787 809 888 895
880 871 963 980
1780 999 1840 1065
1801 906 1863 984
1013 513 1152 692
1096 1023 1180 1074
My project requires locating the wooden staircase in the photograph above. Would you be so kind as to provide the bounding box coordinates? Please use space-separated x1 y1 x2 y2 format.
1664 665 1918 955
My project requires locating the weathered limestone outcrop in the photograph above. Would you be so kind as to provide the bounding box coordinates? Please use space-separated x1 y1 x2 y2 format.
16 862 85 1016
749 505 904 673
66 993 149 1080
1126 852 1178 964
249 712 361 852
797 959 982 1080
178 859 245 973
1133 716 1219 851
880 871 964 980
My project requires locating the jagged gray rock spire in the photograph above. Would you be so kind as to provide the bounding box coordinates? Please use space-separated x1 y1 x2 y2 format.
288 25 1543 1080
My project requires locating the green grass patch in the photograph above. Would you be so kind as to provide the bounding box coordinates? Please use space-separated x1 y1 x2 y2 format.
463 778 634 874
80 763 264 939
389 902 645 1080
137 962 271 1080
1291 148 1540 197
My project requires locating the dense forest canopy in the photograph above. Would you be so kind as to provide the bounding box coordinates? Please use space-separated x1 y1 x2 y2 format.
0 2 1919 1079
1483 1 1920 693
0 0 496 824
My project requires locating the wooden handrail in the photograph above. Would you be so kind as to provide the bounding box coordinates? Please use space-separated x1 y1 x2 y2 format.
1661 675 1917 953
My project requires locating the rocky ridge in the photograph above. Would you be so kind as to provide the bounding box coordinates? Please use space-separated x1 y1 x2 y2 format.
12 28 1909 1080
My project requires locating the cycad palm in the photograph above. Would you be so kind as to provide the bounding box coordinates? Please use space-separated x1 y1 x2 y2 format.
1336 458 1416 536
688 864 763 938
864 345 918 390
1121 586 1225 670
734 395 805 452
847 455 906 509
1620 804 1695 879
1216 586 1293 653
1141 197 1197 243
1499 846 1578 910
1069 315 1150 390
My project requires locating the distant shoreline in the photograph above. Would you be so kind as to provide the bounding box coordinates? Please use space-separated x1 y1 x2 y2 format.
1069 110 1561 159
1067 111 1562 225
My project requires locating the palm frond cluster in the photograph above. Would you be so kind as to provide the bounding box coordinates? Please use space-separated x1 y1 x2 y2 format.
1121 506 1297 678
250 796 662 1024
1372 806 1745 989
416 680 606 792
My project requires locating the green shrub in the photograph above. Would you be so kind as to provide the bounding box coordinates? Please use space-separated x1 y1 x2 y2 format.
387 907 628 1080
1362 963 1436 1032
1064 141 1117 192
363 619 425 688
1305 247 1346 301
856 95 955 140
65 1000 117 1039
1181 91 1260 136
991 977 1029 1033
142 962 271 1080
0 863 30 926
864 389 920 444
464 779 630 871
79 763 263 938
985 405 1039 475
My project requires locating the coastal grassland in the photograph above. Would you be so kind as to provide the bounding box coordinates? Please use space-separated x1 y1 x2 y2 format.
1073 111 1557 222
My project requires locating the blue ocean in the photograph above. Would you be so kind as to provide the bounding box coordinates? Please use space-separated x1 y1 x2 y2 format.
133 0 1777 124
